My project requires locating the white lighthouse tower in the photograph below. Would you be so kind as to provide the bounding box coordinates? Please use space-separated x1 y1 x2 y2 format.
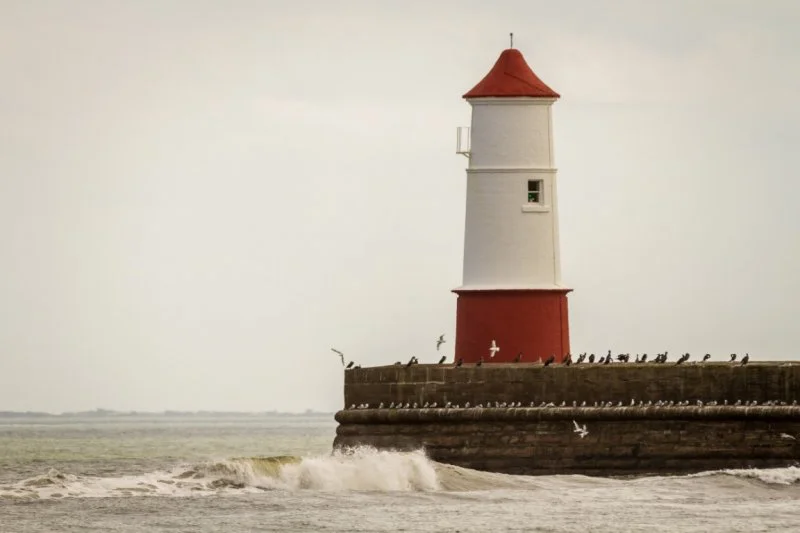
453 45 572 364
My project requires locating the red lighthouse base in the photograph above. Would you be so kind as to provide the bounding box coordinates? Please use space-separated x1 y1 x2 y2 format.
453 289 571 364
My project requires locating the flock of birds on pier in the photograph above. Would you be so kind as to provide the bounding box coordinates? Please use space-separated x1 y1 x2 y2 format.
347 398 799 410
343 398 799 441
331 335 753 370
333 338 796 442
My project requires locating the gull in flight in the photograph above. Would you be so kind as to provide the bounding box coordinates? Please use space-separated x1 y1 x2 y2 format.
436 334 446 351
489 340 500 358
780 433 796 440
572 420 589 439
331 348 345 367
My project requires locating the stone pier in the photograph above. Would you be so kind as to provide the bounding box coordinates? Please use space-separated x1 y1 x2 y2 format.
333 362 800 476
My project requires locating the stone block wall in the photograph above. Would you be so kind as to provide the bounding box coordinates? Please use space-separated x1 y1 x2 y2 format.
335 362 800 476
343 362 800 408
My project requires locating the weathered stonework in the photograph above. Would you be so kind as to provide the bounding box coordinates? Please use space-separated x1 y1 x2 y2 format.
334 362 800 476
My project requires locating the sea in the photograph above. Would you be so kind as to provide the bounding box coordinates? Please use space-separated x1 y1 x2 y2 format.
1 414 799 532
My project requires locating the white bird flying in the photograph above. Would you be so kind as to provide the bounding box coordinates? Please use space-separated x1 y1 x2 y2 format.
331 348 345 367
489 340 500 358
436 334 446 351
572 420 589 438
780 433 796 440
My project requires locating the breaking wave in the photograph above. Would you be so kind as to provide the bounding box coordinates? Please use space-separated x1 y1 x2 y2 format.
1 446 798 501
0 446 439 500
688 465 800 486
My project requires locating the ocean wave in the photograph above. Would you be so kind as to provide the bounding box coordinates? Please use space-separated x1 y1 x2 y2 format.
0 446 440 500
2 449 798 501
688 465 800 486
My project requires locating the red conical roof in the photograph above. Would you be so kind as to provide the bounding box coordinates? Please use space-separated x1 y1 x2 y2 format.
463 48 559 99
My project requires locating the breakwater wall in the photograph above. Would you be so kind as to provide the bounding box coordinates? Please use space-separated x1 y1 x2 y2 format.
334 362 800 476
342 362 800 407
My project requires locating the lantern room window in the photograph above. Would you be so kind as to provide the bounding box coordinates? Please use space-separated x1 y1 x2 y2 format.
527 180 543 204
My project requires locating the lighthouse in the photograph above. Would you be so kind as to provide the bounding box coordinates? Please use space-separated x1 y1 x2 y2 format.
453 46 571 364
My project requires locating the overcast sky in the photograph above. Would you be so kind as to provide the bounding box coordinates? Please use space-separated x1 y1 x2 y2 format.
1 0 798 413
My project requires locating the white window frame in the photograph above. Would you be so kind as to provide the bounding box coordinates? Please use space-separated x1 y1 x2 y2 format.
522 178 550 213
527 179 543 204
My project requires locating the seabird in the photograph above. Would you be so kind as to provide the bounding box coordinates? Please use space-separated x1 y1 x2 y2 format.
331 348 345 367
346 361 355 369
405 357 416 368
543 354 556 367
513 352 523 363
476 356 484 367
436 334 446 351
730 353 737 362
703 354 711 362
741 353 750 365
588 354 595 363
438 355 447 364
489 340 500 358
572 420 589 438
456 357 464 367
780 433 796 440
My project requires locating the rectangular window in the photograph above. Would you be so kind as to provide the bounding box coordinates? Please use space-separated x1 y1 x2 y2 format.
527 180 543 204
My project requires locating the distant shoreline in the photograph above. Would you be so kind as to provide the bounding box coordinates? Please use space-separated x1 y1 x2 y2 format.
0 409 336 418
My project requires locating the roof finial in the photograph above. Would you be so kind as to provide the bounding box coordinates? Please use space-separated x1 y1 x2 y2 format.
509 32 514 49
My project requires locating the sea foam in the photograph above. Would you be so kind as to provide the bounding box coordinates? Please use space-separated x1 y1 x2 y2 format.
1 448 797 501
0 446 440 499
